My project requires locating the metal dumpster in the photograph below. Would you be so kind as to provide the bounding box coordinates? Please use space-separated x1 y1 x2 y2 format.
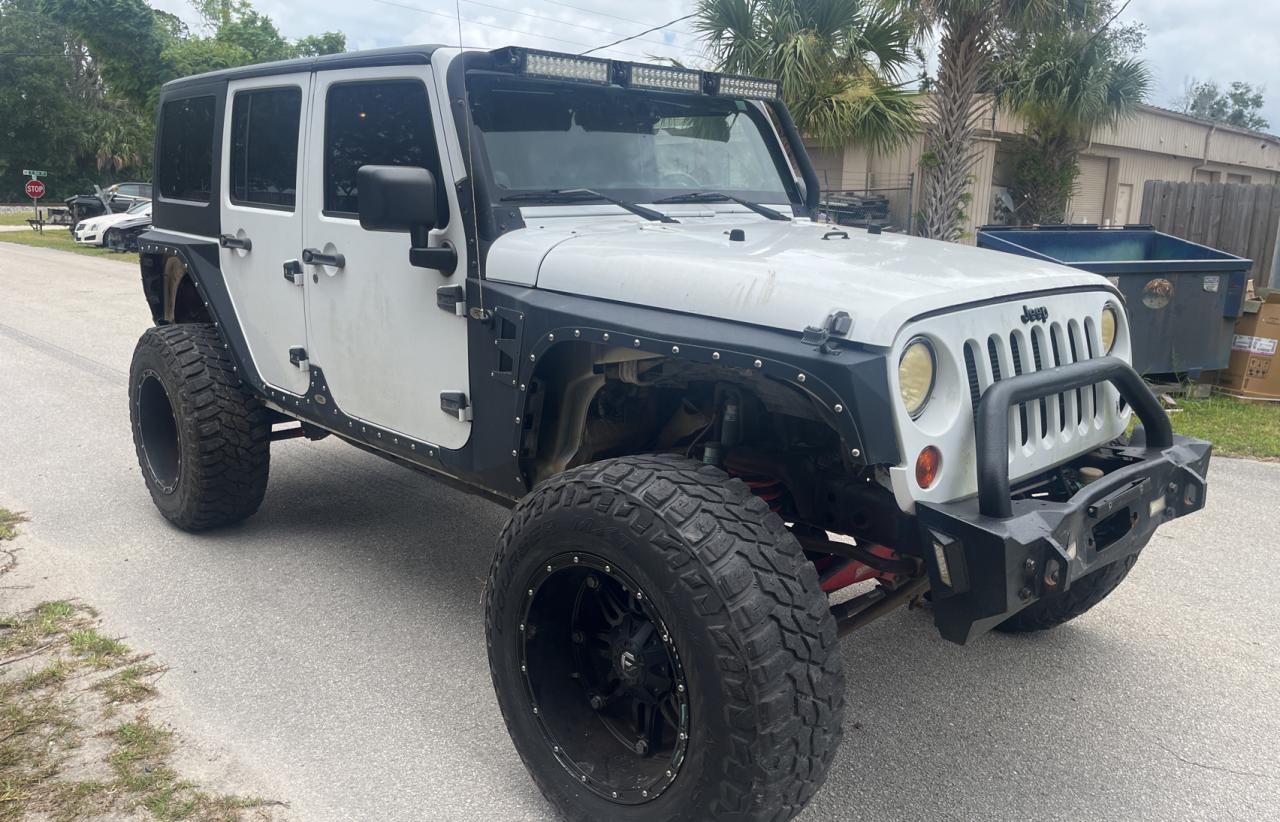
977 224 1251 376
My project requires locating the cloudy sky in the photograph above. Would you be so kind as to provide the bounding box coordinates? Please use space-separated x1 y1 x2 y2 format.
148 0 1280 132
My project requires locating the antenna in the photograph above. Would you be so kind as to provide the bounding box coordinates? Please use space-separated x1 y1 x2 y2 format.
454 1 485 316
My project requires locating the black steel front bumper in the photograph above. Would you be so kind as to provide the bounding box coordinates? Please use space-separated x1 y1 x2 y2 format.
917 357 1212 644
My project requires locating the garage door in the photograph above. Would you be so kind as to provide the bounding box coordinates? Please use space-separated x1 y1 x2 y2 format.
1068 155 1109 224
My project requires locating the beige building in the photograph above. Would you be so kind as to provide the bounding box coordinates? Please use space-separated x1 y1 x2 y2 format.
808 101 1280 241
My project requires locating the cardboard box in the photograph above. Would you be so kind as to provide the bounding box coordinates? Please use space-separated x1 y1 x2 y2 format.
1220 289 1280 399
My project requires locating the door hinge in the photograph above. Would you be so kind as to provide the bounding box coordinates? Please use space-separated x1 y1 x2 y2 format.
289 346 309 370
283 259 304 286
440 390 472 422
436 284 466 316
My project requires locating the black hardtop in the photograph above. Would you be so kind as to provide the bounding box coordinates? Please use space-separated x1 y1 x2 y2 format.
161 44 447 95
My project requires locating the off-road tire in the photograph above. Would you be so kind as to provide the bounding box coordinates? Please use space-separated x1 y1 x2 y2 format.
995 551 1141 633
486 455 845 822
128 323 270 531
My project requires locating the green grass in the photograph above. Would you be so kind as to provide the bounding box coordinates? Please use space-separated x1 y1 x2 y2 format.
1164 396 1280 460
0 226 138 264
0 211 39 226
0 509 25 541
1 602 276 820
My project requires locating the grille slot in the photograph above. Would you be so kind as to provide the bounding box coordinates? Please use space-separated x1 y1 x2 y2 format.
965 309 1109 455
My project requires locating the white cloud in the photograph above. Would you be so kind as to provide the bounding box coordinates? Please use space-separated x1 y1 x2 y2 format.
150 0 709 65
1125 0 1280 131
149 1 1280 133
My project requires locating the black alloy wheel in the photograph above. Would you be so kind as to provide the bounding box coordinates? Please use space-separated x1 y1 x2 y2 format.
521 553 688 804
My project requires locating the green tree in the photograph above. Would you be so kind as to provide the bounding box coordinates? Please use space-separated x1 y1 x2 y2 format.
295 31 347 57
997 4 1150 224
694 0 922 152
904 0 1053 241
1179 79 1269 132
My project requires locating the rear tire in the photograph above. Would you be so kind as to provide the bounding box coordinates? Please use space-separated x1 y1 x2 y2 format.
128 324 270 531
995 551 1141 633
486 455 844 822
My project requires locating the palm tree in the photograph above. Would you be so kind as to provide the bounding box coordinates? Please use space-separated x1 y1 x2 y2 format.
694 0 922 153
997 23 1149 224
907 0 1052 241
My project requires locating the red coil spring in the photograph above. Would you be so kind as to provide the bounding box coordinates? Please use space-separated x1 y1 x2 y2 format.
731 471 786 513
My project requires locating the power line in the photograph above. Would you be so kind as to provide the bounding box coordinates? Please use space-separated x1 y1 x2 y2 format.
459 0 686 50
366 0 656 60
538 0 698 37
582 11 699 57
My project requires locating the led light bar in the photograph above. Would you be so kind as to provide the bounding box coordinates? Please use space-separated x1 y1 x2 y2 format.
522 49 611 84
707 73 782 100
626 63 702 93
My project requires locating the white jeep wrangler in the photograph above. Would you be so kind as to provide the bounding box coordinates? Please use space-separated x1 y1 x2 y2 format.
129 45 1212 822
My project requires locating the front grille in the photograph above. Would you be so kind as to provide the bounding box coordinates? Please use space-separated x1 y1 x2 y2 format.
963 316 1105 452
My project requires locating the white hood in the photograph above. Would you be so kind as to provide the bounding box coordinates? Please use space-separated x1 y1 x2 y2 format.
485 212 1110 348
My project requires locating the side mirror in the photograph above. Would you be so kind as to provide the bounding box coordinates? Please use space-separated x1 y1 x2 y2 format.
356 165 441 232
356 164 456 275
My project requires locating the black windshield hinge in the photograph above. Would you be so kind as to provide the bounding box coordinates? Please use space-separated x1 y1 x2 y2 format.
801 311 852 355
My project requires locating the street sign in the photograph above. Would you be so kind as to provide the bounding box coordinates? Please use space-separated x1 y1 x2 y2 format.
25 179 46 199
21 169 48 178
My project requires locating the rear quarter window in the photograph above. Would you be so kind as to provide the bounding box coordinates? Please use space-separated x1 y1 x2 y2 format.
158 96 216 203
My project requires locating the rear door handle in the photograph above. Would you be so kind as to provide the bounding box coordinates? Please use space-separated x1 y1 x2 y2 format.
302 248 346 269
219 233 252 251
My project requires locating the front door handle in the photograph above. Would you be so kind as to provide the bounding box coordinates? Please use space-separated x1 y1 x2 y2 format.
302 248 346 269
219 233 252 251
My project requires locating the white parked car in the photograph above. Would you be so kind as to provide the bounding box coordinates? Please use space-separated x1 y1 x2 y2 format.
126 45 1213 822
73 200 151 246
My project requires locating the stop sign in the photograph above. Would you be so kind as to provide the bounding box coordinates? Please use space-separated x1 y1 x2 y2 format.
25 179 45 199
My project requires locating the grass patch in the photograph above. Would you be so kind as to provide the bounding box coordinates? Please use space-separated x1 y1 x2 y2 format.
1 602 278 820
1163 395 1280 460
0 227 138 264
95 662 164 708
0 509 25 541
0 211 44 226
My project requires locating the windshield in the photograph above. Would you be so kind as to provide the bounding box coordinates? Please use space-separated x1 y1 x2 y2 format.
468 76 795 205
127 201 150 215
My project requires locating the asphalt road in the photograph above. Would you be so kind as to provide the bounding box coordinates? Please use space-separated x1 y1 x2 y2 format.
2 243 1277 821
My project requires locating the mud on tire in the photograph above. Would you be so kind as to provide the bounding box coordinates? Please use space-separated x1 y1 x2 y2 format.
485 454 845 822
128 323 270 531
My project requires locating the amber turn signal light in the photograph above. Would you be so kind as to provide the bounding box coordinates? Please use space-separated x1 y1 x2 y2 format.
916 446 941 489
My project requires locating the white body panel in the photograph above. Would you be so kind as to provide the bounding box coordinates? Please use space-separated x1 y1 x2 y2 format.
219 72 312 396
489 212 1107 348
301 66 472 450
885 291 1131 511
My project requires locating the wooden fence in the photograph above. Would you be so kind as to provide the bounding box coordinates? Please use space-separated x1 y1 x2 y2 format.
1139 180 1280 287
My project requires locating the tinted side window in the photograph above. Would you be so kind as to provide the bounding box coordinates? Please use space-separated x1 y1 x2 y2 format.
323 80 443 216
158 96 216 203
230 87 303 209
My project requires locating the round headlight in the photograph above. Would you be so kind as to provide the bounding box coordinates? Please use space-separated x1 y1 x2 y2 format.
1100 305 1118 354
899 337 936 419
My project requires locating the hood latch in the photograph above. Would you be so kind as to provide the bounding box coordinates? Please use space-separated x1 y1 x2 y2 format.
801 311 852 355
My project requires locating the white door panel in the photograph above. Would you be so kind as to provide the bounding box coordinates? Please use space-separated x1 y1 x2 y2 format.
219 73 311 396
302 67 471 449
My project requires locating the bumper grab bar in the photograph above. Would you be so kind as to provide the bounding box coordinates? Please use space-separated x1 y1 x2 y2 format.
975 357 1172 519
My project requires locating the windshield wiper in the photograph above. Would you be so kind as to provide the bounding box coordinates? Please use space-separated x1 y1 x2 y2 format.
500 188 678 223
653 192 790 221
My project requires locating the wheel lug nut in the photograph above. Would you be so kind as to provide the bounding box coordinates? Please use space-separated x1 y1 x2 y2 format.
635 739 649 755
589 695 605 710
585 575 599 589
572 630 585 644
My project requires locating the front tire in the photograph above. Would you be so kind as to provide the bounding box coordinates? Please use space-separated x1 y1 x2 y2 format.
486 455 844 822
128 324 270 531
995 551 1141 633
